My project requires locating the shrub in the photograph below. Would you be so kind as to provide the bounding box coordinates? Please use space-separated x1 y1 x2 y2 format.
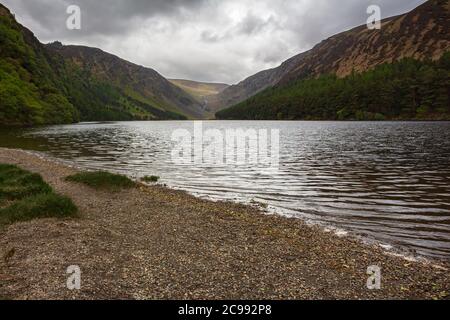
141 175 160 183
66 171 135 190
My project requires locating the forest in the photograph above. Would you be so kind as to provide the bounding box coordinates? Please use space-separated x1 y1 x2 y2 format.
216 53 450 121
0 12 185 126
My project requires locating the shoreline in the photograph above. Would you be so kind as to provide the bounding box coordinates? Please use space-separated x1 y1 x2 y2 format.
2 119 450 129
12 147 443 265
175 187 443 266
0 147 449 299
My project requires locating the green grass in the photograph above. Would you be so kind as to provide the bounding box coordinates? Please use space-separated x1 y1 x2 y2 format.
66 171 136 191
0 193 77 225
0 164 77 225
0 164 51 200
141 175 160 183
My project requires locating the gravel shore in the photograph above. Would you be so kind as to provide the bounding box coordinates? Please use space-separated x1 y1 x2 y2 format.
0 148 448 300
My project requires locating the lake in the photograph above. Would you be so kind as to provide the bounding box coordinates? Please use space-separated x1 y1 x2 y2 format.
1 121 450 260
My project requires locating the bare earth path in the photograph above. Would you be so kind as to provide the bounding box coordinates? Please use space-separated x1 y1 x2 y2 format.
0 148 448 300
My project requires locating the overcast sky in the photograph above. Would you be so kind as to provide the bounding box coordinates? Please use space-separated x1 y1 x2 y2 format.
1 0 427 84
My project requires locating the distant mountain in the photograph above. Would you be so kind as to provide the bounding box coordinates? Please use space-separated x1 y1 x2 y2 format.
0 3 202 126
169 79 229 98
214 0 450 112
169 79 229 117
47 44 205 120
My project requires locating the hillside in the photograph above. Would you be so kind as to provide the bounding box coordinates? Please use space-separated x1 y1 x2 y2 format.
169 79 228 99
0 4 79 125
216 54 450 120
48 44 205 120
0 4 201 126
169 79 228 117
213 0 450 111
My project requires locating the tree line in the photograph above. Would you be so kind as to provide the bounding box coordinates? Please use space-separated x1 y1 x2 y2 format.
216 53 450 121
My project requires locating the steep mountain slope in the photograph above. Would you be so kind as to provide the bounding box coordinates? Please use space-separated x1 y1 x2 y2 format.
216 54 450 120
214 0 450 111
0 4 79 125
47 44 205 119
0 3 202 126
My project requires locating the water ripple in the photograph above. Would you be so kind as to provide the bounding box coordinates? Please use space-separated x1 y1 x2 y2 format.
2 120 450 260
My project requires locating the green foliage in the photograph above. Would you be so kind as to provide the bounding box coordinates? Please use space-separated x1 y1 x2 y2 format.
141 175 160 183
0 164 77 225
0 164 51 199
66 171 136 191
0 14 79 126
0 193 77 225
217 53 450 121
0 12 186 126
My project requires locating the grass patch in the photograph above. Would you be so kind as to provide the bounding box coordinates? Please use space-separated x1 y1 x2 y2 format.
66 171 136 191
141 175 160 183
0 164 51 200
0 164 77 226
0 193 77 225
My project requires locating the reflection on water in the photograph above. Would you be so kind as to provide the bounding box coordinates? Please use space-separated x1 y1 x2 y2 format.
1 121 450 260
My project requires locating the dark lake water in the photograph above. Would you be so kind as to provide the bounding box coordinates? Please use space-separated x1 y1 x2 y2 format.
1 121 450 261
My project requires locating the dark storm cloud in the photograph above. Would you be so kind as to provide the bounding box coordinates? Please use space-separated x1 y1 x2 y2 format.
237 12 280 36
1 0 207 38
0 0 428 83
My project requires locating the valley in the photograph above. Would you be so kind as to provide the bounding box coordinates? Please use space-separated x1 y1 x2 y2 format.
1 0 449 125
1 0 450 301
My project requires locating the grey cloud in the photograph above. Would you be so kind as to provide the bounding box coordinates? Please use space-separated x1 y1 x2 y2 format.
0 0 428 84
201 11 280 44
1 0 207 39
237 12 280 36
201 30 224 43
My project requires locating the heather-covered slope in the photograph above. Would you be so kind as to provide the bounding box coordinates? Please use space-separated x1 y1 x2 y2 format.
214 0 450 111
216 54 450 120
